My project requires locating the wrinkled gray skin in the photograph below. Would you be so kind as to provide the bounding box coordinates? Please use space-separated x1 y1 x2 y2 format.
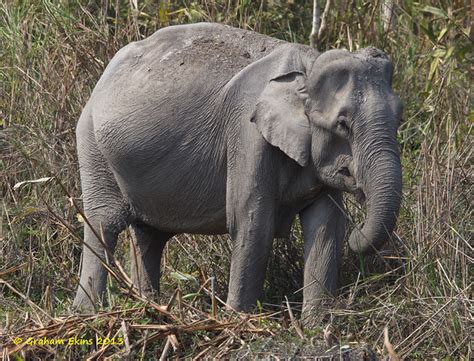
73 23 402 317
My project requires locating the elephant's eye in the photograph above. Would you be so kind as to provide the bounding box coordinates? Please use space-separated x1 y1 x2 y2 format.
336 116 351 136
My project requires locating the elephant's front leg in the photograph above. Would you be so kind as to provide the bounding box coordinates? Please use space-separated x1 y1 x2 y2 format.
226 124 278 311
226 204 275 312
299 190 346 321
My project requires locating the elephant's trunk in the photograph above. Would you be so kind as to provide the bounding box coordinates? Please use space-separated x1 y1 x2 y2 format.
349 136 402 254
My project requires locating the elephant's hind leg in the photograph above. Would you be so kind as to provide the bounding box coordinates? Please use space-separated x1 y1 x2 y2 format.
73 190 130 312
129 223 173 298
74 119 131 312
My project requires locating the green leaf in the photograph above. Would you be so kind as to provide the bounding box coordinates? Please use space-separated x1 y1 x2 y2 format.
428 57 439 82
445 47 454 60
182 292 201 300
421 6 448 19
432 48 446 58
170 271 199 285
437 27 448 42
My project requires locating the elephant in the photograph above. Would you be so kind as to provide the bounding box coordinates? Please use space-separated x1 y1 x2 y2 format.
73 23 402 317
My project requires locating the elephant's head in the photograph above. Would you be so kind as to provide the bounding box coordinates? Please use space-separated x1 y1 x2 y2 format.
252 46 402 254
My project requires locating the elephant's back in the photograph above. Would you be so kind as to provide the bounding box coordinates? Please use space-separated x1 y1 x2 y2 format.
87 23 286 152
92 23 284 102
140 22 284 85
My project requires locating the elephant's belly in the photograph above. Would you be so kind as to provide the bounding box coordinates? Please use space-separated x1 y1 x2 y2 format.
139 205 227 235
113 166 228 235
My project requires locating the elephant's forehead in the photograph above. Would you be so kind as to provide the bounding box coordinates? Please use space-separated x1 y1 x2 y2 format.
314 48 392 80
335 56 389 78
310 58 393 101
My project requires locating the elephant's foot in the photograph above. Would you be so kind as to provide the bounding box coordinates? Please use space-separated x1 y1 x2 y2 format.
72 269 109 314
225 296 255 313
300 298 336 327
131 279 160 300
72 291 96 314
226 277 265 313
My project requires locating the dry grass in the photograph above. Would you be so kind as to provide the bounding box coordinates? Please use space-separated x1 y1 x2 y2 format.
1 0 472 359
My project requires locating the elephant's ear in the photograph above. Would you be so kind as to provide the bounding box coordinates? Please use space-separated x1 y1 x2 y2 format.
251 71 311 167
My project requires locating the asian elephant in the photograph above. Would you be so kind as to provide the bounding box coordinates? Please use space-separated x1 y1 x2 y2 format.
73 23 402 316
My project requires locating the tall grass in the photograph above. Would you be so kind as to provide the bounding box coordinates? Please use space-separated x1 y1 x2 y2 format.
1 0 471 359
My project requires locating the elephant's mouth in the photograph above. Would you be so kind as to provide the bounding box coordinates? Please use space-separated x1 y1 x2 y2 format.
353 188 366 205
335 163 365 205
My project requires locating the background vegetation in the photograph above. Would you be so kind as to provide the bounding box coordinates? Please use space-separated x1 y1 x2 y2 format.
1 0 471 359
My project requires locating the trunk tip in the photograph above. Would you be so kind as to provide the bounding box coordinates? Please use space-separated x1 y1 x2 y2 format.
348 225 387 255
